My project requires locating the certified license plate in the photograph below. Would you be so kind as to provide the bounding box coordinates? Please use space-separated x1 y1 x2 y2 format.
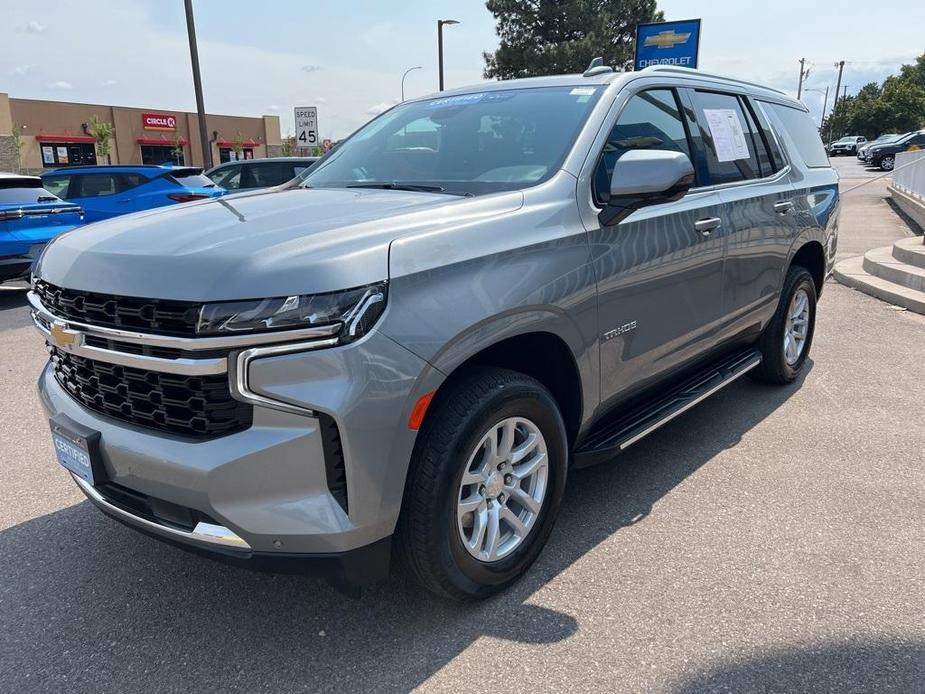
50 420 98 485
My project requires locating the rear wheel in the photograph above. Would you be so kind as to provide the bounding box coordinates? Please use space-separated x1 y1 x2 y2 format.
750 265 817 385
396 367 567 600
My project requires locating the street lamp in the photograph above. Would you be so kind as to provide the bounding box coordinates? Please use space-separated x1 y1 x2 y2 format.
401 66 422 102
437 19 459 91
804 86 830 127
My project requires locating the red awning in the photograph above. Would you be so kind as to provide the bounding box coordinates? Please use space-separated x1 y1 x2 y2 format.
35 134 95 143
137 137 190 146
215 139 260 148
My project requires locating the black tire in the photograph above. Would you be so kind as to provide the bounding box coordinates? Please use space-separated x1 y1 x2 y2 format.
750 265 817 385
395 367 568 600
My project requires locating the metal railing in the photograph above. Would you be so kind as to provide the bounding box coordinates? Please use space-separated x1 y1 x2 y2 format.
892 150 925 199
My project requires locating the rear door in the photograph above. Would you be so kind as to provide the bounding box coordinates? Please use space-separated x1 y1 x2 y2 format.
582 86 727 407
67 172 134 221
683 88 799 340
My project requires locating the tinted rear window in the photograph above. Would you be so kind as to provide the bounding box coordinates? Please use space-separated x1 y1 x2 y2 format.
0 187 61 204
768 103 829 168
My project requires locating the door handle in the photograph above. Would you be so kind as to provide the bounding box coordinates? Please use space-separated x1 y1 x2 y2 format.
773 200 794 214
694 217 722 236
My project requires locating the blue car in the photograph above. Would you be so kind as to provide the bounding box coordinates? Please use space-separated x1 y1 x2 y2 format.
41 165 224 223
0 173 85 284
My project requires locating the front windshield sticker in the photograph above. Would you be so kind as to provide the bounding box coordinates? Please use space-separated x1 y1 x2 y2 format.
570 87 597 96
424 93 486 109
703 108 749 162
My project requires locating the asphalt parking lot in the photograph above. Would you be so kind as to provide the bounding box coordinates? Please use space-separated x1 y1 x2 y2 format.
1 169 923 692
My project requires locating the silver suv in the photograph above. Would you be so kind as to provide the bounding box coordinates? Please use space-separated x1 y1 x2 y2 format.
32 65 838 599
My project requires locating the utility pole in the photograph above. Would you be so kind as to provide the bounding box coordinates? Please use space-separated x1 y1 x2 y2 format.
820 85 830 126
829 60 846 141
184 0 212 169
797 58 807 99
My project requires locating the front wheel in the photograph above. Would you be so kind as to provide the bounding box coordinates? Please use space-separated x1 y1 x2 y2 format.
396 367 568 600
880 155 895 171
750 265 817 385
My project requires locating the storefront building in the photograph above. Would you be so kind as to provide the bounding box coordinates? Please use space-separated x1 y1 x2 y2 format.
0 93 281 173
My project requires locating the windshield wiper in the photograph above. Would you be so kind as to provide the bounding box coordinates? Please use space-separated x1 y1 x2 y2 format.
345 181 473 196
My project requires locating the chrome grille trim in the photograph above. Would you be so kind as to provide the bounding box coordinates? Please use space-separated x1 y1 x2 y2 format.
28 291 341 351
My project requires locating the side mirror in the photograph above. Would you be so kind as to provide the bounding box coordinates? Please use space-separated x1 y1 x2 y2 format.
599 149 695 227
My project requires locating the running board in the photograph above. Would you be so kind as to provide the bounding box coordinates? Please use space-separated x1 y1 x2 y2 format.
572 348 762 468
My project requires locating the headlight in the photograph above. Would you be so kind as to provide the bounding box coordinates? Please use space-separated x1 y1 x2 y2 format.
196 282 387 342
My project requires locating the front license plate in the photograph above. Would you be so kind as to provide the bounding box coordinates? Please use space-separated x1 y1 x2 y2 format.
50 420 98 485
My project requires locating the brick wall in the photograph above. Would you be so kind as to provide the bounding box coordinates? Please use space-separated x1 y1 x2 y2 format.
0 135 20 172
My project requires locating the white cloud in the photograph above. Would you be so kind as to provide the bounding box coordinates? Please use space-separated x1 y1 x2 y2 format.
47 80 73 89
315 97 328 104
101 79 118 87
301 64 321 73
366 102 395 116
13 64 33 75
267 104 279 112
24 20 46 33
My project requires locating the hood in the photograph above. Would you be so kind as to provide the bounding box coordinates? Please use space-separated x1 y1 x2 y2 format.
35 186 522 301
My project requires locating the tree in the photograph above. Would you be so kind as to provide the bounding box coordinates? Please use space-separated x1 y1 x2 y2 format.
279 133 294 157
10 124 23 173
483 0 663 79
232 131 245 160
87 115 114 165
171 134 185 165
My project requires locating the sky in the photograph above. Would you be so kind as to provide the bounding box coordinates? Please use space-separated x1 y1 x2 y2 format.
2 0 923 139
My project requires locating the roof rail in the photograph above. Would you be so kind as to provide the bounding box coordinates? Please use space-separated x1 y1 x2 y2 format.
641 65 788 95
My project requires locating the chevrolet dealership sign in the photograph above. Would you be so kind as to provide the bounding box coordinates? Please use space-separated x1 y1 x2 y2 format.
635 19 702 71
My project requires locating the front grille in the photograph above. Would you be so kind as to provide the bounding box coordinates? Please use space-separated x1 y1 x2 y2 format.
34 280 201 336
51 347 251 438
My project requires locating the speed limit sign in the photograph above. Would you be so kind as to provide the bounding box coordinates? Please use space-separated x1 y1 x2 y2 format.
294 106 318 147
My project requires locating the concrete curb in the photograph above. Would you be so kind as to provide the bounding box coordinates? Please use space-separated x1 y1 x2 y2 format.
834 254 925 315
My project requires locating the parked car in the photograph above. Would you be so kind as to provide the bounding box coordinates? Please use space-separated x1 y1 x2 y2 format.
31 64 837 599
41 165 224 223
0 173 84 284
205 157 319 191
857 133 901 161
866 130 925 170
828 135 866 156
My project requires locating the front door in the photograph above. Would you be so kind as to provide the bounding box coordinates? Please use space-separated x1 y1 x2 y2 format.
585 87 727 408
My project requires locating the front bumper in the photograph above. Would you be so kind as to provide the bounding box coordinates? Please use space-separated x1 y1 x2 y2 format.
34 291 442 577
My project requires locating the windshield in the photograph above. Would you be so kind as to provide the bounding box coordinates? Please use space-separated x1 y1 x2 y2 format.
301 86 603 196
837 137 855 142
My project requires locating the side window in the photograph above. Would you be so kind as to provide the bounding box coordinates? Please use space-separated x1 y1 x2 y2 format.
241 163 288 188
209 165 242 189
42 176 71 199
749 100 786 172
767 103 829 168
594 88 693 204
738 98 777 176
691 91 764 184
117 173 147 192
73 173 118 198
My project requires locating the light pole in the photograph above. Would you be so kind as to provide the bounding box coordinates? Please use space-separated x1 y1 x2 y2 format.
183 0 212 168
437 19 459 91
401 66 422 102
804 87 829 127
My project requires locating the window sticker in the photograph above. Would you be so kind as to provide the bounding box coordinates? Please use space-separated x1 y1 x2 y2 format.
703 108 749 162
570 87 597 96
424 93 486 109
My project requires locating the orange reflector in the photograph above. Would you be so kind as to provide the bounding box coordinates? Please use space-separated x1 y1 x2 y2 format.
408 391 435 430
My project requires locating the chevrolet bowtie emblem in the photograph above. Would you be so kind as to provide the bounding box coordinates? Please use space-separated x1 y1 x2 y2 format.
50 322 79 350
644 30 692 49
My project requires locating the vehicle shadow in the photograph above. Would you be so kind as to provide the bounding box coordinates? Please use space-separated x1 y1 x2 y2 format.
674 638 925 692
0 364 813 692
0 284 29 310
